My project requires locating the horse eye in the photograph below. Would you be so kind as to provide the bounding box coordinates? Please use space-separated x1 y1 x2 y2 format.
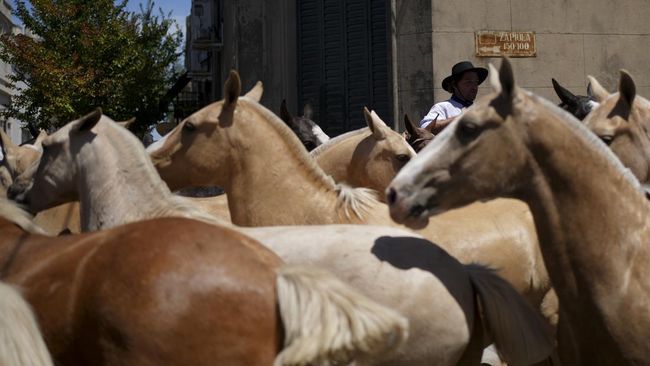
457 121 481 142
183 122 196 132
600 135 614 145
396 154 411 162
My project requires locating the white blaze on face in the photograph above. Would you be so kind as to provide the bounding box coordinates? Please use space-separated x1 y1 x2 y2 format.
587 100 600 112
312 125 330 145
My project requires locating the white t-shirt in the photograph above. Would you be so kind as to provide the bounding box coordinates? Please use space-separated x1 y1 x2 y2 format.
419 97 468 128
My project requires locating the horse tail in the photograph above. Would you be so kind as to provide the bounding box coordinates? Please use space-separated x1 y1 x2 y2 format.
0 283 53 366
466 264 553 366
274 265 408 366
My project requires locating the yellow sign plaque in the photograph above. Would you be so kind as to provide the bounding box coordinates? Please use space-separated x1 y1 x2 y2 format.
475 31 537 57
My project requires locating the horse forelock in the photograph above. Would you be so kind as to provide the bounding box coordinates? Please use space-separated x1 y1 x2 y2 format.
0 197 45 234
523 91 641 189
238 97 338 189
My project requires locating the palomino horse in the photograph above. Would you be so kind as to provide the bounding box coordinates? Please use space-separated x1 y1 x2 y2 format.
387 57 650 365
583 71 650 184
0 129 45 196
0 191 408 365
279 99 330 151
551 78 598 120
9 106 552 365
148 71 554 337
0 281 53 366
310 108 415 201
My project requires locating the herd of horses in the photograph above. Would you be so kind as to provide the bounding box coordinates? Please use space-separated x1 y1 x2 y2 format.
0 56 647 365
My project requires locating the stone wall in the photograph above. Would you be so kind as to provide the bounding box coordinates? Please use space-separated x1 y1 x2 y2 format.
396 0 650 128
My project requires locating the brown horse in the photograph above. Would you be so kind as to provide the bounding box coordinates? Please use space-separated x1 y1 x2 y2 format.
0 194 408 366
0 281 54 366
310 108 415 201
583 71 650 184
387 57 650 365
402 114 435 153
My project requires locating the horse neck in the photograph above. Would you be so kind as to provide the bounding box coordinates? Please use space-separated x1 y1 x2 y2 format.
76 125 190 230
311 130 367 184
224 120 382 226
520 103 650 323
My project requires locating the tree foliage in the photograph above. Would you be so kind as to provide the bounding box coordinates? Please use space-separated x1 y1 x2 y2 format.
0 0 182 136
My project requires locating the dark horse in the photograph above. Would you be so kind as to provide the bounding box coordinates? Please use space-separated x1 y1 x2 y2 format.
279 100 330 151
551 78 598 120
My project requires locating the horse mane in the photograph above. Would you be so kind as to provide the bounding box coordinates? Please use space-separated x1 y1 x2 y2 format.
239 97 382 220
0 198 46 234
527 91 642 189
310 128 369 158
334 184 379 221
101 120 232 227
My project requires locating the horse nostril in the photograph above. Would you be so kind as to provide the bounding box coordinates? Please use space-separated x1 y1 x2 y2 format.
386 188 398 205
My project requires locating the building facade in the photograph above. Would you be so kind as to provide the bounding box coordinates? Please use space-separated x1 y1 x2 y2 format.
0 0 27 144
193 0 650 135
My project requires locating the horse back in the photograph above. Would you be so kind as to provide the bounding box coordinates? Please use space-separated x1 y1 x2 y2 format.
3 217 282 366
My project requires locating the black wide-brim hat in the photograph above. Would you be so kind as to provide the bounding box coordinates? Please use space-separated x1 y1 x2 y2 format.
442 61 488 92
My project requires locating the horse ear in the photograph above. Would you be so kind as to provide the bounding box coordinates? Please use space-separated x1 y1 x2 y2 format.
364 108 387 140
244 81 263 102
586 75 610 102
302 102 314 119
0 128 18 155
116 117 136 130
224 70 241 109
499 57 515 99
618 70 636 107
403 114 418 137
74 107 102 132
488 63 501 93
551 78 578 106
33 130 48 146
280 99 294 127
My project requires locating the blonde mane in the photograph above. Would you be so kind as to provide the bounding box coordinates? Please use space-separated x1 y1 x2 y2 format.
310 128 369 158
239 97 381 220
0 198 46 234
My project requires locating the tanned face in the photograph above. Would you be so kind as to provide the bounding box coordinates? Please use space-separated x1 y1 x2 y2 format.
454 71 480 102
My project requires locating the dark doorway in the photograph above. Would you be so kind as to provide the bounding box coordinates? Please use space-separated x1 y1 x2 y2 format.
297 0 392 137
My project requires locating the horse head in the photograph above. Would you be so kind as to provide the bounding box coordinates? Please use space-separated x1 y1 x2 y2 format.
387 58 554 228
148 70 271 192
0 129 46 196
8 108 103 213
280 99 329 151
583 71 650 182
551 78 598 120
